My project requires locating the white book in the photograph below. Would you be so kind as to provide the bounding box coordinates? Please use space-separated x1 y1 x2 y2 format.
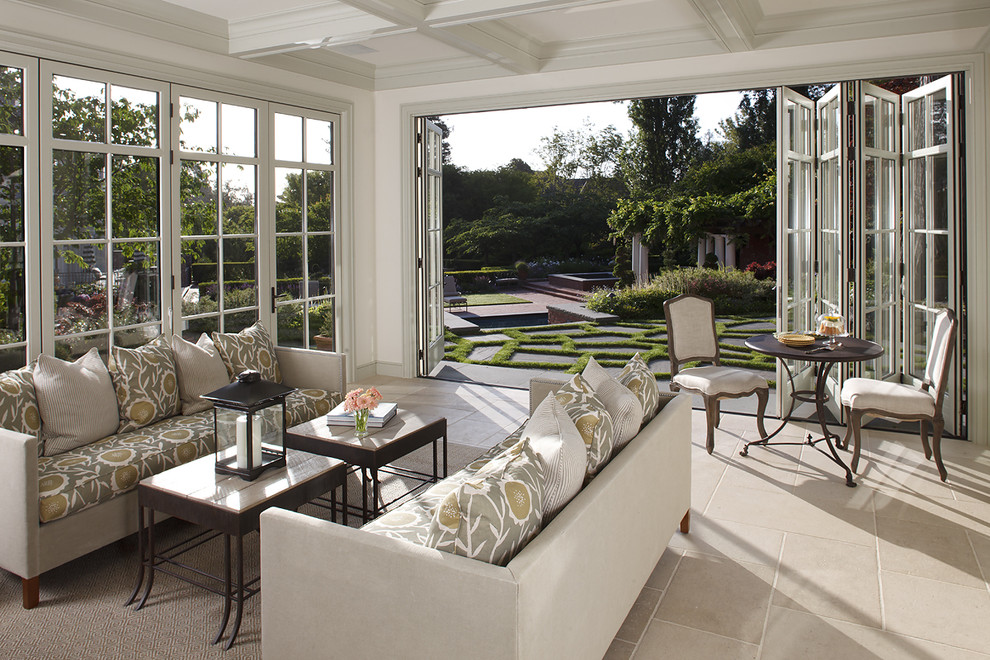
327 401 397 427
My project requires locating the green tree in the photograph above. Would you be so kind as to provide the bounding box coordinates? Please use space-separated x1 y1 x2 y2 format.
719 89 775 149
625 96 701 193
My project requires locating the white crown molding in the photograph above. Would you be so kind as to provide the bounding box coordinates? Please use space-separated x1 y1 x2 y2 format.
689 0 754 52
228 4 398 56
424 0 613 27
754 13 990 51
263 50 377 91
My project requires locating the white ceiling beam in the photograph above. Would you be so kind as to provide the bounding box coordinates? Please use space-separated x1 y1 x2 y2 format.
337 0 543 73
424 0 613 28
688 0 754 52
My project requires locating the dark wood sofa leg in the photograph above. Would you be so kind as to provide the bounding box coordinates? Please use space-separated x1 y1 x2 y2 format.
23 576 39 609
679 510 690 534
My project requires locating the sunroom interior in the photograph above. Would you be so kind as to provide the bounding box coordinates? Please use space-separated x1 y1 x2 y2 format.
3 0 990 656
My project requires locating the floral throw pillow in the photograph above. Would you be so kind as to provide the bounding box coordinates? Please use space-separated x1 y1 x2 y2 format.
212 321 282 384
426 438 545 566
0 364 42 453
554 372 615 478
582 356 644 451
109 335 181 433
618 353 661 425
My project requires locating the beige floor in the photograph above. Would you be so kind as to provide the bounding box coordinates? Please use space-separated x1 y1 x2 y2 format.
365 376 990 660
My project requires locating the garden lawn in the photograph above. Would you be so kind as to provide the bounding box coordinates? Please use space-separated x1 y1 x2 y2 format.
462 293 531 306
443 315 777 385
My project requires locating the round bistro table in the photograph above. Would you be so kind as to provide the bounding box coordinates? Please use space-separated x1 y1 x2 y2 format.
743 335 884 487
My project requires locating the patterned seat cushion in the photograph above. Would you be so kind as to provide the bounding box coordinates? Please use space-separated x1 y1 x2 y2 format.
37 411 215 523
284 388 341 428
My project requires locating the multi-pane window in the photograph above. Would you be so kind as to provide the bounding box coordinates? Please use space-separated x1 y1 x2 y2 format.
272 109 336 350
0 63 29 370
177 94 261 340
43 66 167 360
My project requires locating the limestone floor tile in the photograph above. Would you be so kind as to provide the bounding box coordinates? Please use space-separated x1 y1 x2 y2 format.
966 532 990 582
689 452 728 511
761 605 990 660
654 552 774 645
772 533 881 627
881 570 990 651
393 401 475 425
876 517 985 589
667 517 783 567
704 483 877 547
873 491 990 540
717 452 800 493
615 586 662 643
635 621 758 660
645 548 683 590
790 472 875 511
446 417 516 447
601 638 635 660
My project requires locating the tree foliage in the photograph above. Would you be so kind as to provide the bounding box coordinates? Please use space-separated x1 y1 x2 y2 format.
625 97 701 193
719 89 775 149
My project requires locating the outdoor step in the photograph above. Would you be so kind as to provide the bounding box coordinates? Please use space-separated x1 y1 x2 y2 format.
518 281 588 302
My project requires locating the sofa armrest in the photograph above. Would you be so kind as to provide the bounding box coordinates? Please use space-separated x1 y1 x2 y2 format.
276 347 346 394
261 508 519 659
528 374 570 414
0 429 41 579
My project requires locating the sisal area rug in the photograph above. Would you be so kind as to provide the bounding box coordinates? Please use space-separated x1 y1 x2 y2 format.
0 441 487 659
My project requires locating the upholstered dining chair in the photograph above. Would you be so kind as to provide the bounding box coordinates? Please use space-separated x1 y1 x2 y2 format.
840 308 958 481
663 293 769 454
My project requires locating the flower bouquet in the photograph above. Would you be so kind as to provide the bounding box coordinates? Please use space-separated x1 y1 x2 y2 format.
343 387 383 436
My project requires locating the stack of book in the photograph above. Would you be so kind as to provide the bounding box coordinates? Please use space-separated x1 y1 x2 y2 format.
327 401 397 428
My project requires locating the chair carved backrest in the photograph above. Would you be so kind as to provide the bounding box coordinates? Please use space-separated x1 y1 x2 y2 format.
922 309 958 415
443 275 459 296
663 294 720 377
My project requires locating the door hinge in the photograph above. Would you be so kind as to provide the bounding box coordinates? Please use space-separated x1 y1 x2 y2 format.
847 267 855 281
418 349 424 360
170 151 174 166
417 132 422 144
170 102 174 119
899 262 905 278
417 257 423 269
271 287 276 314
170 275 175 291
417 166 422 177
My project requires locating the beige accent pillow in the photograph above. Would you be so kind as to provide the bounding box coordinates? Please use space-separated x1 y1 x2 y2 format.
0 364 42 454
212 321 282 383
553 372 615 478
426 438 544 566
582 356 644 451
618 352 661 425
109 336 180 433
35 348 120 456
172 333 232 415
522 392 586 519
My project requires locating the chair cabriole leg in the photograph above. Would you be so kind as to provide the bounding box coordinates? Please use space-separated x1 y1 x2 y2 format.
920 419 932 460
755 388 768 439
22 576 39 609
703 397 717 454
932 417 948 482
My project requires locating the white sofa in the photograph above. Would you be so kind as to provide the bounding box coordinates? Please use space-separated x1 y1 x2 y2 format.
259 376 692 660
0 346 345 609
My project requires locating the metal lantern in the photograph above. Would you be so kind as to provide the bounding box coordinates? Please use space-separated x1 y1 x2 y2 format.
202 371 294 481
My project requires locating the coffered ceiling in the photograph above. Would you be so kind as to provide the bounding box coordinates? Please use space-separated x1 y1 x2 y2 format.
21 0 990 89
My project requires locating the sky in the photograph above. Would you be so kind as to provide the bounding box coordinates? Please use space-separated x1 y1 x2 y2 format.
443 91 744 172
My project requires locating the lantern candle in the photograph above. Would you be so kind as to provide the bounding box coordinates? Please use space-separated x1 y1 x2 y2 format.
235 414 264 469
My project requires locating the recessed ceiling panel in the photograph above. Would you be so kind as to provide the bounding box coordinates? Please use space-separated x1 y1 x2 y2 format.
328 31 472 66
757 0 914 17
161 0 333 21
501 0 702 43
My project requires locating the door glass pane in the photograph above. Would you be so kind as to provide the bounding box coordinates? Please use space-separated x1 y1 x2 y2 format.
276 236 302 299
0 247 25 345
912 309 928 378
864 157 876 230
933 233 948 306
274 113 302 162
305 118 333 164
864 233 875 306
277 302 305 348
309 299 333 346
180 161 218 236
223 238 256 309
932 88 948 146
221 104 256 157
181 239 218 316
52 75 105 142
53 150 106 240
0 66 23 135
55 335 108 363
275 168 302 233
110 85 158 147
880 231 894 303
179 97 217 153
111 155 159 238
224 310 255 333
910 158 926 229
911 234 927 303
307 171 333 232
0 146 24 241
909 97 926 150
54 243 108 334
113 242 160 325
221 163 255 235
864 95 875 148
308 234 332 297
934 154 948 231
181 313 217 342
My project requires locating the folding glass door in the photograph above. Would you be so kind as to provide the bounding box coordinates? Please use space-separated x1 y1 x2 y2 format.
417 118 444 376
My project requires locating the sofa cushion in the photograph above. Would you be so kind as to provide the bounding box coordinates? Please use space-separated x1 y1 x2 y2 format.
522 393 585 519
553 373 615 479
172 333 231 415
212 321 282 384
35 348 120 457
618 352 661 425
0 364 41 452
37 410 214 523
284 388 341 428
582 356 644 451
426 438 545 566
109 336 181 433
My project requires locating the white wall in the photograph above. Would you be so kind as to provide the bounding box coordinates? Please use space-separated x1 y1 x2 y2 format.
373 30 990 444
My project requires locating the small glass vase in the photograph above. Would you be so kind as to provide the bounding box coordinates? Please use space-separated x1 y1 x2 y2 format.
354 408 370 437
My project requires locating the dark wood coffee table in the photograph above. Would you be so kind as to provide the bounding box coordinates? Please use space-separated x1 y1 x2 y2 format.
125 449 346 649
286 410 447 523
